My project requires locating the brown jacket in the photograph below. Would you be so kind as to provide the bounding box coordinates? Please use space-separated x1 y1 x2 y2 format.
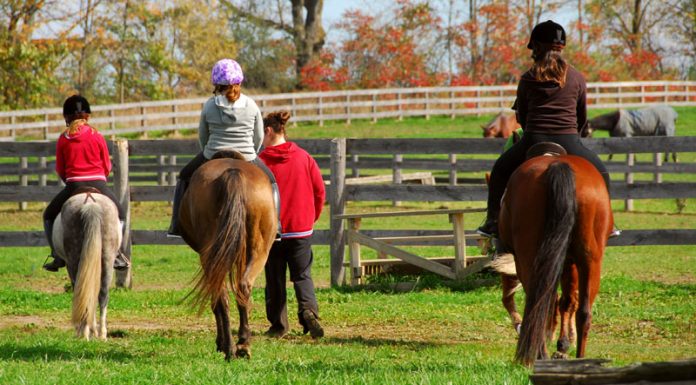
513 65 588 135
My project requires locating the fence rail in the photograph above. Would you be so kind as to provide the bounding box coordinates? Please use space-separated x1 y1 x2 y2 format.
1 81 695 141
1 136 695 286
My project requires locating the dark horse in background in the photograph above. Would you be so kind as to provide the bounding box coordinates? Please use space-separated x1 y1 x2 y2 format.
497 147 613 366
180 151 276 360
53 190 122 340
481 111 521 138
586 105 678 161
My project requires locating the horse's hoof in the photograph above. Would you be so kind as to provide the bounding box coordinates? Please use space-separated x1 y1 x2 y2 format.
235 345 250 359
551 351 569 360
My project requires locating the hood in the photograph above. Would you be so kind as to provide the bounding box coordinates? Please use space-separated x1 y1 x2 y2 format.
520 70 561 97
63 124 93 141
261 142 297 163
214 93 248 120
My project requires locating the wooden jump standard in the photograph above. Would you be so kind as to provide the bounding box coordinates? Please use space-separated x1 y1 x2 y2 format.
334 208 490 285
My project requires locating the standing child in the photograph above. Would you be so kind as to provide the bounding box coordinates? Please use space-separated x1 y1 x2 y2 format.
259 111 325 339
43 95 130 272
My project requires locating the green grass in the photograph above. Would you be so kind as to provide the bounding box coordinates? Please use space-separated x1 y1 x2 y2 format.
1 108 695 384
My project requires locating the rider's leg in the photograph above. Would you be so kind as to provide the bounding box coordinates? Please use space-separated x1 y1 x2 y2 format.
42 187 71 272
478 138 528 237
87 181 131 269
252 158 282 241
167 153 207 237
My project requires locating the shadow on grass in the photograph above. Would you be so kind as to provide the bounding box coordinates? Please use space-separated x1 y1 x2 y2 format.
317 335 452 350
328 270 501 295
0 341 134 362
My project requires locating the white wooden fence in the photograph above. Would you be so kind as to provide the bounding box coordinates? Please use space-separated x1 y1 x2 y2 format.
1 81 695 141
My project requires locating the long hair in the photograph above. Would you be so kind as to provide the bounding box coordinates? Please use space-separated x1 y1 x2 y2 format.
64 113 93 136
263 110 291 140
531 50 568 87
214 84 241 103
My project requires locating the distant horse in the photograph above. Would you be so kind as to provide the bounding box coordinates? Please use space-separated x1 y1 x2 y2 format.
180 151 276 361
497 147 613 366
587 105 678 161
53 189 122 340
482 111 520 138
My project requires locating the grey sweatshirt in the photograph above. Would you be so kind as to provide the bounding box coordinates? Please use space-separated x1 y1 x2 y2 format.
198 93 264 160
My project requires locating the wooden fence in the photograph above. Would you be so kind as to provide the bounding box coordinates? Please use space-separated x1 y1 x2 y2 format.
1 136 696 286
1 81 695 141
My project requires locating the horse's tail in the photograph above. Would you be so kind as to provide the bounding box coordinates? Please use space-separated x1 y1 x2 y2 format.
192 168 248 310
72 203 103 336
516 161 577 366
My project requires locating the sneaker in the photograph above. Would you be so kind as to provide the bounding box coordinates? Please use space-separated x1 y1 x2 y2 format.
609 225 622 239
113 252 131 271
476 218 498 238
43 256 66 272
301 309 324 339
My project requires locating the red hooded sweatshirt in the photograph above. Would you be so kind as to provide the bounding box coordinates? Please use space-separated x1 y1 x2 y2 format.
55 124 111 183
259 141 325 239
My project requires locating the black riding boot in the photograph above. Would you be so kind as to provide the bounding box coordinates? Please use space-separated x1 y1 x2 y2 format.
166 180 188 238
476 211 499 238
271 182 282 241
42 219 66 272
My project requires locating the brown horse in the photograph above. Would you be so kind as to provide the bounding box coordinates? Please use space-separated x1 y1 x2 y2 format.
180 151 276 360
482 111 520 138
497 151 613 366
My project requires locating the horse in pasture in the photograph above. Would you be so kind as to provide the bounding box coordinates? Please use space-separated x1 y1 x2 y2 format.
497 145 613 366
586 105 678 161
53 189 122 340
180 151 276 361
481 111 521 138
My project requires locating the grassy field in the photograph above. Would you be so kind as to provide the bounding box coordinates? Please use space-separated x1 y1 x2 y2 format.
1 108 695 384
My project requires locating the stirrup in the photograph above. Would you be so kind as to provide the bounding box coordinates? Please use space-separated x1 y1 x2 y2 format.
476 219 498 238
114 252 131 271
609 226 622 238
43 255 66 272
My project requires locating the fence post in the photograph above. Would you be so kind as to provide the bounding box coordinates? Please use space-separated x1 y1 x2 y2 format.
449 154 457 185
329 138 347 287
640 85 646 104
372 93 377 123
393 154 403 207
140 106 147 139
450 90 455 119
109 108 115 134
19 157 28 210
39 156 47 188
319 96 324 127
10 115 16 140
425 90 430 120
168 155 177 188
397 91 403 121
664 83 668 103
653 152 663 184
158 155 166 185
625 153 634 211
172 104 179 136
346 94 351 125
351 154 359 177
43 113 49 140
113 139 132 289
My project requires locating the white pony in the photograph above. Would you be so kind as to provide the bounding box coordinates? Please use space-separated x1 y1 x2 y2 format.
53 189 121 340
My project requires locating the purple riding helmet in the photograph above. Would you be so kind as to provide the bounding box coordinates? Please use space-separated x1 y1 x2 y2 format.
211 59 244 85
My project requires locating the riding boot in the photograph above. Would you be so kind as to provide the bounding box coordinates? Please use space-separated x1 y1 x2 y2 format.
166 180 188 238
114 220 131 271
42 219 66 272
476 211 499 238
271 182 282 241
599 171 621 239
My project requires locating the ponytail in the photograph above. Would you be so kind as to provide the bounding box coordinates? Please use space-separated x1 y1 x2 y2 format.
214 84 241 103
531 50 568 87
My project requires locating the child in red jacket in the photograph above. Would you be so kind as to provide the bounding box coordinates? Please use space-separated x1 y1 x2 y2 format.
259 111 325 339
42 95 130 272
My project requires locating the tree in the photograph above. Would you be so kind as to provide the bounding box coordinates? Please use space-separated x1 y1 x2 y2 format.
220 0 325 87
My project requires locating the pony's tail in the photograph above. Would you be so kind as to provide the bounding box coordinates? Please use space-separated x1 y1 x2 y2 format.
516 161 577 366
72 203 103 337
192 168 248 311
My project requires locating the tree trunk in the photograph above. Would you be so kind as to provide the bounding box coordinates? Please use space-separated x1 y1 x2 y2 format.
291 0 325 82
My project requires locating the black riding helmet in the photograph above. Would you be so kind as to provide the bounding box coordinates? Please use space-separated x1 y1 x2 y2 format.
63 95 91 116
527 20 566 49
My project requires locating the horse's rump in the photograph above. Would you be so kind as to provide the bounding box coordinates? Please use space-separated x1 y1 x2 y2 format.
482 111 520 138
498 155 612 365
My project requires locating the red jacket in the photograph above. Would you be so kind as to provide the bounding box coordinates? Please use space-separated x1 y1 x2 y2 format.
56 124 111 183
260 141 325 238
